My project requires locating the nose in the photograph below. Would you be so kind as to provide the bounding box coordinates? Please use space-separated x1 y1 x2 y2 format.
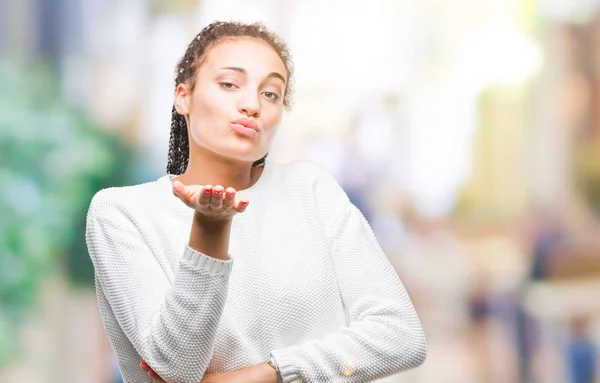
237 90 261 117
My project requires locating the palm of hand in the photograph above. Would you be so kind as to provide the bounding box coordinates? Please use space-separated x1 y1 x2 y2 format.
172 180 249 221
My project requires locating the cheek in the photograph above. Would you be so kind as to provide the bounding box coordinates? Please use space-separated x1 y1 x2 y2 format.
259 112 282 148
190 89 227 127
263 107 283 131
187 101 219 147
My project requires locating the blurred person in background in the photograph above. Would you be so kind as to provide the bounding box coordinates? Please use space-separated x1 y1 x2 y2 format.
85 21 427 383
567 317 597 383
515 208 564 383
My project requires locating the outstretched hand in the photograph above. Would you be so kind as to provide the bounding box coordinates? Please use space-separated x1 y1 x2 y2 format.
172 180 249 222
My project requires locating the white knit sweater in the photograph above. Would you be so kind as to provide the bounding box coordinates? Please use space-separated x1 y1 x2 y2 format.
85 160 427 383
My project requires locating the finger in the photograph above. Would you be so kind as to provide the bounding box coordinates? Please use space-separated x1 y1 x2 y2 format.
140 361 151 373
196 185 213 209
210 185 225 209
172 181 203 208
223 188 236 209
149 369 167 383
171 180 186 198
234 199 250 213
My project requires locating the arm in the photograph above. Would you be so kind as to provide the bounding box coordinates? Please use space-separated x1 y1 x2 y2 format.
270 165 427 382
86 192 232 383
142 360 278 383
189 210 232 261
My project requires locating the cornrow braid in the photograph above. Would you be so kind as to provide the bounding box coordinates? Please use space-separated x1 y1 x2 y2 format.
166 106 189 175
166 20 294 175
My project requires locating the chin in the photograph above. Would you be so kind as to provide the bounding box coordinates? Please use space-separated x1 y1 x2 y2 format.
221 143 265 162
221 151 264 164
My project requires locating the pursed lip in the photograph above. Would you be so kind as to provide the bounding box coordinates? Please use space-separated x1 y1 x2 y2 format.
232 118 259 132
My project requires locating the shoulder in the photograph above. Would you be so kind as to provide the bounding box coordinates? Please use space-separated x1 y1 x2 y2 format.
275 159 344 190
274 159 350 223
86 176 167 224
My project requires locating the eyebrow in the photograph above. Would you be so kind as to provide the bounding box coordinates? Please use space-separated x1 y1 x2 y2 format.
220 66 286 84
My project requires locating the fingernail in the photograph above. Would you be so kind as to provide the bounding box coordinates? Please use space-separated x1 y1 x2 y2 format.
214 190 222 195
140 361 148 368
226 191 235 197
241 201 249 206
204 188 212 194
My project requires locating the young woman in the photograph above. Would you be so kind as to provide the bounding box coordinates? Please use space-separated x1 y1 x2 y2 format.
86 21 427 383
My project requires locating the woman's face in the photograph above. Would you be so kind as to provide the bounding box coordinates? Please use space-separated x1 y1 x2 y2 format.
176 37 287 165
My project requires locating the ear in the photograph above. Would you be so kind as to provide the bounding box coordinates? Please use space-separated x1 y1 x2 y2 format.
175 83 191 115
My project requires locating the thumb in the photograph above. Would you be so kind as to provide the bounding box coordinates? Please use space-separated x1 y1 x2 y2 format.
172 180 187 198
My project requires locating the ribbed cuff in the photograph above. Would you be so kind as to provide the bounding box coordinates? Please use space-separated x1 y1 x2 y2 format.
182 245 233 276
270 350 301 383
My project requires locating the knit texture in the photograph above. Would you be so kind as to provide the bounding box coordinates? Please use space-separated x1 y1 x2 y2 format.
85 160 427 383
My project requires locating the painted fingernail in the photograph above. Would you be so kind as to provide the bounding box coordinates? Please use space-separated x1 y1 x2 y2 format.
241 201 249 206
204 188 212 194
214 190 222 195
140 361 148 368
226 191 235 197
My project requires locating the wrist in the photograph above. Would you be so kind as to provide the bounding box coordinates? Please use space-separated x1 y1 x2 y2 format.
189 212 232 260
267 354 284 383
257 361 279 383
193 210 232 229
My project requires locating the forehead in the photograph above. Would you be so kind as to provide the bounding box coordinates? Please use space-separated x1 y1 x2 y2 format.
201 37 286 77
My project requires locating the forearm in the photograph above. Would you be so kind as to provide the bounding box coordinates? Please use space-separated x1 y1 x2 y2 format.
245 362 278 383
269 198 426 381
271 311 426 382
200 362 278 383
128 248 232 382
189 211 232 260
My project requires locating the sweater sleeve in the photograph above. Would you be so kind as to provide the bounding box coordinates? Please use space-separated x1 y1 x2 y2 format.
270 164 427 382
85 190 232 383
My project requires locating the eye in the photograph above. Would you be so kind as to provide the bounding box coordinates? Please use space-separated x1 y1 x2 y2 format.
219 82 238 90
262 91 280 101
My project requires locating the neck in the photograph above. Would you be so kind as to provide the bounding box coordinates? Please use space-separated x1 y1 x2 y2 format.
177 151 263 192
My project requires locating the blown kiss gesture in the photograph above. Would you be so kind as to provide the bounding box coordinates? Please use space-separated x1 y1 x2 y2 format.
171 180 250 221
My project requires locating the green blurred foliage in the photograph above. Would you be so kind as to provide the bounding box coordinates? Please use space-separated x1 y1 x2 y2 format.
0 58 135 366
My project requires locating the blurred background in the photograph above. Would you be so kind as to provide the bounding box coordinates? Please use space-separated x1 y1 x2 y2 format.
2 0 600 382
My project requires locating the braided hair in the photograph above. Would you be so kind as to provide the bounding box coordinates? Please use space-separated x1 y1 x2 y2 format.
166 21 295 175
